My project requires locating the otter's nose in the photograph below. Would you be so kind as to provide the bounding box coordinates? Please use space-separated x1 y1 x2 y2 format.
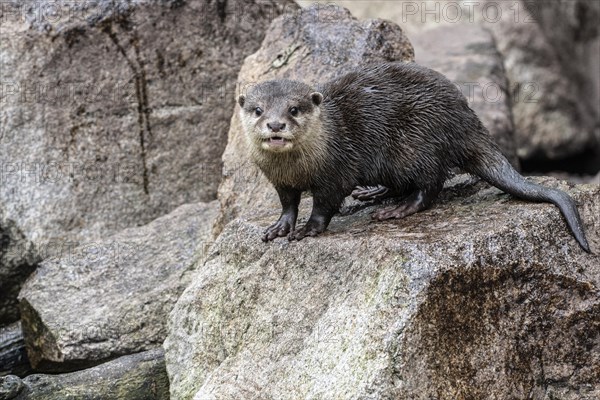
267 122 286 133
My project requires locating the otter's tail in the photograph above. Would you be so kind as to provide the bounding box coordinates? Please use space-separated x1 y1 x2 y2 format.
466 154 590 253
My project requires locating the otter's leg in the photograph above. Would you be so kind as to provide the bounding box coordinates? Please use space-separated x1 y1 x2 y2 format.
263 187 302 242
372 183 443 221
288 191 342 241
352 185 399 201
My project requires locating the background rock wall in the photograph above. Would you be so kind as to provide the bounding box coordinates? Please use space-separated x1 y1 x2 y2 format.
0 0 294 325
0 0 291 249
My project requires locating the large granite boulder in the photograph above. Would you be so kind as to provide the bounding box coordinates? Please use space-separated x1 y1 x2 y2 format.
0 0 294 249
18 201 219 371
165 177 599 399
215 3 415 234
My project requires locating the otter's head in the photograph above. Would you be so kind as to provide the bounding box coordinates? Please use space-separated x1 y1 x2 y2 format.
238 80 323 154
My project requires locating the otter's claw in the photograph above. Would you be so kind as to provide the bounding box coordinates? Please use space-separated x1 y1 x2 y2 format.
262 219 295 242
287 221 326 241
372 188 434 221
352 185 390 201
372 204 417 220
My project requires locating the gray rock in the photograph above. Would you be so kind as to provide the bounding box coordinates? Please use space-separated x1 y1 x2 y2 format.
411 24 519 168
0 220 39 324
0 0 293 249
165 177 599 399
216 3 415 234
525 0 600 149
0 322 30 377
482 0 599 164
0 375 24 400
0 348 168 400
18 201 219 371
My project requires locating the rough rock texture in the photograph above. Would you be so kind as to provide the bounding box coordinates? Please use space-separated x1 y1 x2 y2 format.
528 0 600 125
216 4 415 234
0 220 39 324
18 201 219 371
165 177 599 399
0 348 168 400
411 24 519 168
338 0 600 168
483 0 599 165
0 0 294 249
0 322 30 377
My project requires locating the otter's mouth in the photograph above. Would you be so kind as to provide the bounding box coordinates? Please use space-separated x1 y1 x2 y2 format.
263 136 292 147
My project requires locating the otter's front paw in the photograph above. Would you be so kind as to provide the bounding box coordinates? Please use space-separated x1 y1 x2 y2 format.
287 221 326 241
263 218 295 242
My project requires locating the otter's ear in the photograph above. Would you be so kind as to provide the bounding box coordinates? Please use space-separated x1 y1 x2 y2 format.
238 95 245 108
310 92 323 106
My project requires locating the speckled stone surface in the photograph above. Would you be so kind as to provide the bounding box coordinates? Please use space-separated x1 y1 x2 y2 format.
166 176 599 399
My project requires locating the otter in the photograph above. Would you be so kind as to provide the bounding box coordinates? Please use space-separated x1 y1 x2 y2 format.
238 62 590 252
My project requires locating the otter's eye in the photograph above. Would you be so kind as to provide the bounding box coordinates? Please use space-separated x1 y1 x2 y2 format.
289 107 299 117
254 107 263 117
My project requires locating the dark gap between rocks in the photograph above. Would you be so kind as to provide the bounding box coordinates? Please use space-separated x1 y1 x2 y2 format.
520 147 600 176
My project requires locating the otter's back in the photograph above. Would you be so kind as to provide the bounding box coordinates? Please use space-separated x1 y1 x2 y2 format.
320 62 489 182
